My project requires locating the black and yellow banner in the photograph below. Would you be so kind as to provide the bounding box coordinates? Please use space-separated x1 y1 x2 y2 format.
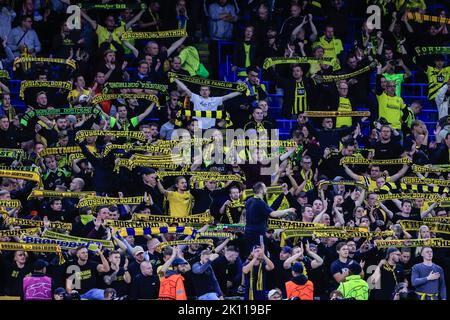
378 181 448 194
412 164 450 173
312 61 376 84
168 72 247 92
341 157 411 165
91 93 159 106
132 213 213 225
156 239 214 252
407 12 450 25
376 193 441 202
318 180 367 190
0 168 43 187
0 200 21 208
399 220 450 235
375 238 450 248
19 81 72 99
103 82 168 94
263 57 333 69
231 139 297 148
121 29 187 40
38 146 83 157
305 111 370 117
0 227 40 237
20 106 100 127
76 196 147 208
104 220 168 229
401 177 450 187
27 190 96 200
0 241 63 253
13 57 76 71
102 143 172 157
116 226 196 237
313 230 394 239
75 130 146 142
0 148 25 160
176 109 233 127
423 217 450 223
6 218 72 230
267 219 323 230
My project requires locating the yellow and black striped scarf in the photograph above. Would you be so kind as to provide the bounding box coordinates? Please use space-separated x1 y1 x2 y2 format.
248 262 263 300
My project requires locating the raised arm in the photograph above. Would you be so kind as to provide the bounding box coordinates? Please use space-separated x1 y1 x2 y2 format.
242 256 257 274
96 249 110 273
269 207 295 218
80 9 97 30
420 201 438 219
156 179 169 196
0 81 10 94
122 40 139 58
390 164 409 182
125 9 145 30
378 201 394 220
167 36 187 57
137 102 156 124
221 91 242 102
343 164 362 181
308 14 318 42
174 78 193 97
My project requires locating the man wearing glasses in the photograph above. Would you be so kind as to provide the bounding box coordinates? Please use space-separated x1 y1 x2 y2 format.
7 15 41 57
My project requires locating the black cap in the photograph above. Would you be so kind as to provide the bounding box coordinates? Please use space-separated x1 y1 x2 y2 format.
54 287 66 295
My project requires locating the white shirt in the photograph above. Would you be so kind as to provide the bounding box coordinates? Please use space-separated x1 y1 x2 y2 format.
190 93 223 129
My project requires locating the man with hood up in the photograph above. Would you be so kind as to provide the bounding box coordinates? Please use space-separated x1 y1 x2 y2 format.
285 262 314 300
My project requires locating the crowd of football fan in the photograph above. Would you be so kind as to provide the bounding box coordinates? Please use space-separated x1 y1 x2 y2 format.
0 0 449 300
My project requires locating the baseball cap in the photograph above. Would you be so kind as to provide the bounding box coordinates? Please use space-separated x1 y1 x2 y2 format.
54 287 66 295
172 257 188 266
385 247 399 259
132 246 145 256
292 262 304 274
298 191 307 198
281 246 292 254
33 259 49 270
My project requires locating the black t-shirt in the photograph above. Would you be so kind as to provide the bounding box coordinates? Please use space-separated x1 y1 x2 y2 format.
369 263 405 300
65 261 99 294
190 188 213 214
0 258 32 297
244 197 273 235
129 273 160 300
100 267 130 297
330 258 356 290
